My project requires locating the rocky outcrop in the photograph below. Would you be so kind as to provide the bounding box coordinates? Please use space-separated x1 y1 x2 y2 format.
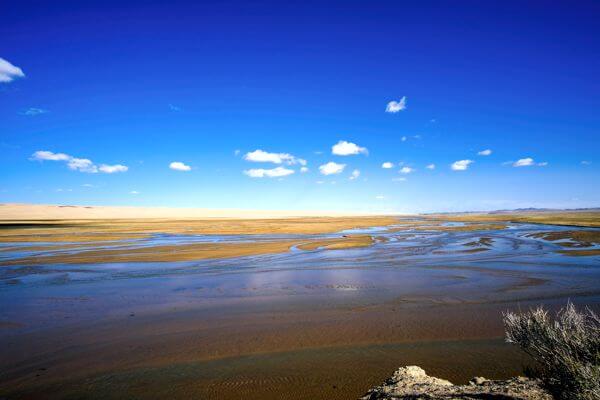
360 366 552 400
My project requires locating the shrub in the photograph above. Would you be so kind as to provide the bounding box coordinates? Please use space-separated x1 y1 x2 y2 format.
503 302 600 400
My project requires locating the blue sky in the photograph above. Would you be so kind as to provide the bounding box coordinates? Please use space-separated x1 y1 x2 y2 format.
1 0 599 213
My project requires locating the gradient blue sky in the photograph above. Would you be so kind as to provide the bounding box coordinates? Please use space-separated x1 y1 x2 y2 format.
1 0 599 213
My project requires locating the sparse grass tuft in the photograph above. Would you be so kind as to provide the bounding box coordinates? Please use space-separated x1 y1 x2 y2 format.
503 303 600 400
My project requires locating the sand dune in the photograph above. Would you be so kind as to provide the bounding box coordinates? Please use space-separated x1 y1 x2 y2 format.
0 203 387 220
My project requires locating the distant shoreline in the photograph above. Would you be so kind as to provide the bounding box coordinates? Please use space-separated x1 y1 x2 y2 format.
1 203 599 222
0 203 389 220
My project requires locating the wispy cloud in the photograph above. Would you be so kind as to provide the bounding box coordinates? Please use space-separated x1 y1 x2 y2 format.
300 166 309 173
512 158 549 167
130 190 140 195
99 164 128 173
399 166 414 174
68 158 97 173
426 164 435 170
169 161 191 171
31 150 128 174
513 158 534 167
375 195 386 200
385 96 406 113
451 159 473 171
349 169 360 180
168 104 181 112
20 107 48 116
244 166 294 178
331 140 368 156
244 149 306 165
0 58 25 83
392 177 407 182
503 158 547 167
581 160 592 165
319 161 346 175
31 151 70 161
478 149 492 156
381 162 394 169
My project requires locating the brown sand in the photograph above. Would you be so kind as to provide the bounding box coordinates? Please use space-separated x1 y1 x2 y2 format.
0 235 376 266
557 249 600 256
0 216 398 242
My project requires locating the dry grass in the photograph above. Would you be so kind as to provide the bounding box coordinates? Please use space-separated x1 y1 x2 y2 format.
0 216 398 243
527 231 600 247
296 235 374 250
557 249 600 257
414 223 507 231
426 212 600 228
504 303 600 400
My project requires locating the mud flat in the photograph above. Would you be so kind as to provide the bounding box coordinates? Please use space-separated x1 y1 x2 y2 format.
1 216 599 399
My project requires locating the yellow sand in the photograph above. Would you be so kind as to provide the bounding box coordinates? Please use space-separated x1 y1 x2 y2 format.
0 235 376 266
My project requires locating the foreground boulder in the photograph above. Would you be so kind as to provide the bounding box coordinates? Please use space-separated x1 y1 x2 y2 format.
360 366 552 400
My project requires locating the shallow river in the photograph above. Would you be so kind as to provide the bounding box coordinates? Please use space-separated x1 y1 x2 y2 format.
1 222 599 399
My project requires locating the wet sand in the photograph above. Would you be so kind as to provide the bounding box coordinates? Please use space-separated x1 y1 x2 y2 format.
1 217 600 399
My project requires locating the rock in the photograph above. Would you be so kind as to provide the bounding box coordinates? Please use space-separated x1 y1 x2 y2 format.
469 377 487 385
360 366 552 399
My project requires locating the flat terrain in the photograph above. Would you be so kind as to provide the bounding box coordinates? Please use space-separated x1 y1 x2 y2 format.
0 203 384 220
1 210 599 399
425 211 600 227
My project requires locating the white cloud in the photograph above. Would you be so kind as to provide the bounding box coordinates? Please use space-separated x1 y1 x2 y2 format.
581 160 592 165
331 140 368 156
31 150 128 174
400 166 414 174
319 161 346 175
537 162 548 167
426 164 435 170
244 149 305 165
169 161 191 171
513 158 534 167
130 190 140 195
99 164 128 173
300 166 309 173
244 166 294 178
478 149 492 156
451 159 473 171
349 169 360 180
401 136 407 142
392 177 407 182
68 158 98 173
31 150 70 161
382 162 394 169
0 58 25 83
385 96 406 113
21 108 48 116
